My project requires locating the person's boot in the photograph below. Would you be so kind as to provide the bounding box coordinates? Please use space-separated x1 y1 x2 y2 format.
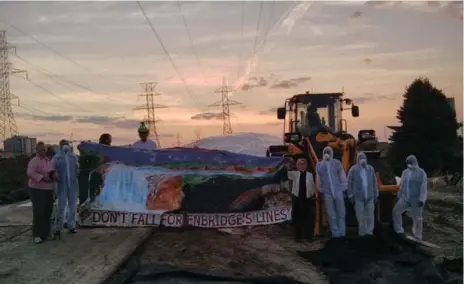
69 228 77 234
34 237 44 244
53 230 61 240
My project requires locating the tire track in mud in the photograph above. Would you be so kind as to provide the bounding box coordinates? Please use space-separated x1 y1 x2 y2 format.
0 225 31 244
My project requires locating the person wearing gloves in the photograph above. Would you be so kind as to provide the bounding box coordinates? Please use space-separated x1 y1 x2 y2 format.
392 155 427 240
316 146 348 238
347 152 379 236
52 139 79 234
287 157 316 242
132 122 157 150
27 142 58 244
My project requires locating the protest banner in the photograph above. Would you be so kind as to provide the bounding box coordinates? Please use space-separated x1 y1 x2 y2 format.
77 143 292 228
80 207 292 228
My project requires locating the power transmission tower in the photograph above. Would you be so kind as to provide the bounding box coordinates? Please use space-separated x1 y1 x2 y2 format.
0 30 27 141
194 128 201 141
133 82 167 147
209 77 242 135
176 133 181 147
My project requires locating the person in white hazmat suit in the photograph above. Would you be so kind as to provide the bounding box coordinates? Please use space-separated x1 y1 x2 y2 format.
316 146 348 238
52 140 79 234
392 155 427 240
347 152 379 236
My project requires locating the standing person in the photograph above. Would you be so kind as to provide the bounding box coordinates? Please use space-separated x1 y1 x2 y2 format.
287 157 316 242
316 146 348 239
392 155 427 240
132 122 157 149
347 152 379 236
53 140 79 234
27 142 58 244
78 133 111 205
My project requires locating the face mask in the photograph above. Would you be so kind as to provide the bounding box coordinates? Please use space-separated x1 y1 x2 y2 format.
62 145 70 152
407 164 412 169
360 159 367 166
323 153 330 161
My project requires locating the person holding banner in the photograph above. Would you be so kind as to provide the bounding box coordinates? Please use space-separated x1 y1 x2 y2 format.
78 133 112 205
133 122 157 150
287 157 316 242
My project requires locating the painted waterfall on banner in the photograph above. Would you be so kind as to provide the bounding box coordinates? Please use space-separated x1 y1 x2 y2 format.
77 142 293 228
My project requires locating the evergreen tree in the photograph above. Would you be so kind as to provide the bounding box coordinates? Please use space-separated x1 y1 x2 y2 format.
388 78 458 176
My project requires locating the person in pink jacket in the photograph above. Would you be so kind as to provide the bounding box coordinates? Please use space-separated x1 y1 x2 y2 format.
27 141 58 244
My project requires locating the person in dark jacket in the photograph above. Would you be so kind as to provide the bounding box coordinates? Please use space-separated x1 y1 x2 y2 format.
287 157 316 242
78 134 112 204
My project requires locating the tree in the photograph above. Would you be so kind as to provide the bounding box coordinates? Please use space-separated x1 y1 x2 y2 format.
388 78 458 176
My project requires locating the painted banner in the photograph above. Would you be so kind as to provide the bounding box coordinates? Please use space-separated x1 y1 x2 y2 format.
77 144 293 228
77 142 283 170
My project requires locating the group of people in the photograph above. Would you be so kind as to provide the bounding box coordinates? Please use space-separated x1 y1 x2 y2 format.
287 146 428 242
26 122 158 244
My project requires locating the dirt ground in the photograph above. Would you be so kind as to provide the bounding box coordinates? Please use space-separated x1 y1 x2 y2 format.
138 185 462 284
140 225 326 284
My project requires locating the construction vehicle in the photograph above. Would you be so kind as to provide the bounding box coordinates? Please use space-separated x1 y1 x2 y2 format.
266 91 399 236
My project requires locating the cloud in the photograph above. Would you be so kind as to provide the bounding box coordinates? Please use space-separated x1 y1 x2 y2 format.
23 131 66 138
364 0 462 21
364 58 372 64
190 112 224 120
352 94 396 105
240 76 269 91
16 113 143 129
259 107 278 115
270 76 311 89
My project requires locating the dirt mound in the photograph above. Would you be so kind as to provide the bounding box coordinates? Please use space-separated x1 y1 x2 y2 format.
0 156 31 205
298 235 447 284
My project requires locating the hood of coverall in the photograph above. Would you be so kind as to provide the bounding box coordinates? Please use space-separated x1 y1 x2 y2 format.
357 152 367 167
406 155 419 169
322 146 333 161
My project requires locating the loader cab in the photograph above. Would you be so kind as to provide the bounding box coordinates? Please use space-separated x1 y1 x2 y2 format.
276 92 359 136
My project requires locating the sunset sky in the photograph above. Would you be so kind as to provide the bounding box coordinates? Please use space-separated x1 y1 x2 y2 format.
0 1 462 147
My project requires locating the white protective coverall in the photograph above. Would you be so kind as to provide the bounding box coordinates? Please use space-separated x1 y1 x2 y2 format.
52 145 79 231
392 155 427 240
347 152 379 236
316 146 348 238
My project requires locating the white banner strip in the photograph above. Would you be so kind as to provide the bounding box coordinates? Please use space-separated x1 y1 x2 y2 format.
80 206 292 228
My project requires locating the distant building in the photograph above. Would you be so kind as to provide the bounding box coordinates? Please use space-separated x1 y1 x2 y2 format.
3 135 37 156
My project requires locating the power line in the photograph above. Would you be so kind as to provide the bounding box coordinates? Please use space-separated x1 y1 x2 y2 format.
13 54 133 104
247 1 264 87
209 77 243 135
176 1 206 83
136 1 199 107
255 1 275 75
133 82 167 147
0 19 133 92
20 76 88 113
236 1 246 80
